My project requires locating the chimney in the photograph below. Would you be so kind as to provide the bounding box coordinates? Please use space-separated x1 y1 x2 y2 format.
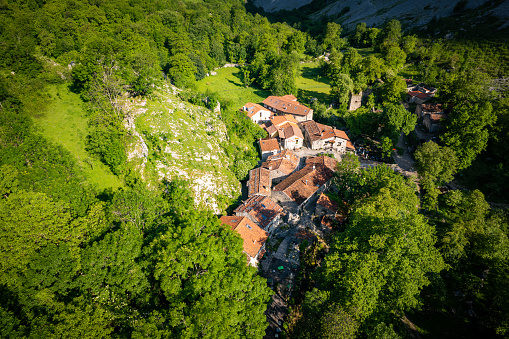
313 165 315 170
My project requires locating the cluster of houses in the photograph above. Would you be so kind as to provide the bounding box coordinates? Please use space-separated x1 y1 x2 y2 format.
244 94 355 155
404 79 448 132
220 95 353 266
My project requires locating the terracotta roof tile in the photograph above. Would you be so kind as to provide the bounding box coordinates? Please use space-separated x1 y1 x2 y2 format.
274 156 337 205
408 91 429 100
270 115 299 126
259 138 280 153
234 195 282 228
263 96 312 117
219 216 243 230
317 193 339 212
262 123 278 136
280 122 304 140
243 102 269 118
220 216 268 258
420 103 443 113
301 120 349 142
262 150 300 175
282 94 298 101
247 167 271 197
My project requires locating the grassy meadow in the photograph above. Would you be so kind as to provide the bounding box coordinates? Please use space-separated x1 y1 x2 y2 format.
195 67 270 109
196 61 333 108
35 84 123 190
297 61 332 104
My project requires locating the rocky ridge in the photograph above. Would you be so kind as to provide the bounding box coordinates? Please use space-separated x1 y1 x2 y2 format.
252 0 509 29
125 85 240 213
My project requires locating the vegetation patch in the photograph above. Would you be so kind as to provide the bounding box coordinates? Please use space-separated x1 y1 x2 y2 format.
35 84 123 190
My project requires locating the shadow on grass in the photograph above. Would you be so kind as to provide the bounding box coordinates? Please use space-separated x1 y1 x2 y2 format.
298 88 331 105
300 65 330 85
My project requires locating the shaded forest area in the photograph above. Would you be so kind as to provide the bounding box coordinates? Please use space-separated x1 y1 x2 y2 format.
1 0 509 338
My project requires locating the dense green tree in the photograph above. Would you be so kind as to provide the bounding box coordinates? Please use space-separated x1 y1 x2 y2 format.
323 166 446 322
441 102 496 169
330 73 354 106
167 53 197 89
415 141 458 185
384 45 407 71
381 103 416 140
381 20 402 46
351 22 367 47
362 55 386 82
319 304 359 339
323 22 345 51
380 75 407 103
415 141 458 209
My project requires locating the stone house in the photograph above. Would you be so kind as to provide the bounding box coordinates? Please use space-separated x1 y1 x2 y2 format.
220 216 268 267
423 113 446 132
234 195 283 235
273 156 338 211
263 95 313 122
300 120 351 153
259 138 280 162
243 102 272 124
315 193 339 217
261 150 300 184
348 92 363 111
416 103 444 120
262 115 304 150
407 91 430 104
247 167 271 197
416 103 446 132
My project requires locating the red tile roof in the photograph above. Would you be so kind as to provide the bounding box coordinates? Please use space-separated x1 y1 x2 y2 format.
234 195 282 228
243 102 269 118
274 156 338 205
408 91 429 100
317 193 339 212
259 138 280 153
247 167 271 197
263 96 312 117
420 103 443 113
282 94 298 101
220 216 268 258
301 120 349 142
262 150 300 175
219 216 244 230
429 113 445 121
262 123 278 136
270 115 299 126
280 122 304 140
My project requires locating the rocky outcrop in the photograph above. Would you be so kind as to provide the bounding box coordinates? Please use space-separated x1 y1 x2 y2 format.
125 84 240 213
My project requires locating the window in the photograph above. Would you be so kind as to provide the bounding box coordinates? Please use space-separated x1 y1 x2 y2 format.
246 224 252 229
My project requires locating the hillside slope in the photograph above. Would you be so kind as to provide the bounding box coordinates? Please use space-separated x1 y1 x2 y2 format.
125 85 241 213
252 0 509 30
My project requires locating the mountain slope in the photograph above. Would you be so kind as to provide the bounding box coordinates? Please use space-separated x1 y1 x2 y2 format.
125 85 241 213
252 0 509 30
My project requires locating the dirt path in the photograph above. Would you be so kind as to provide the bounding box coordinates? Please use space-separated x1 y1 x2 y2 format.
392 132 417 175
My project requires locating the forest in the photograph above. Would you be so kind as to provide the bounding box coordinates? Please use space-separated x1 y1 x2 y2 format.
1 0 508 337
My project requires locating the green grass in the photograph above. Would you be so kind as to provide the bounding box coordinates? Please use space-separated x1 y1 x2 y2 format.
398 63 422 82
36 84 123 190
296 61 331 104
195 67 270 108
196 62 333 107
